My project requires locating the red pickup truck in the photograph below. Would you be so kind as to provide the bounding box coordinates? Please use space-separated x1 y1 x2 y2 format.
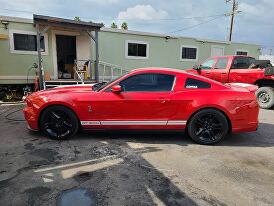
187 55 274 109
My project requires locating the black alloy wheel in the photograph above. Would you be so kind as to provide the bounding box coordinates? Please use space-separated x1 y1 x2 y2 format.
40 105 79 140
187 109 229 145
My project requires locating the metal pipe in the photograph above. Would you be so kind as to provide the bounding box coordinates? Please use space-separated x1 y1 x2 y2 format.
95 30 99 82
36 24 44 90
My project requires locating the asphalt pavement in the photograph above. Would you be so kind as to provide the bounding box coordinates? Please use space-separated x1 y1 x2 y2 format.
0 104 273 206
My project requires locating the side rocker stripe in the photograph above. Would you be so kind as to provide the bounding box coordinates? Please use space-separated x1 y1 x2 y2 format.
167 120 187 125
81 120 187 126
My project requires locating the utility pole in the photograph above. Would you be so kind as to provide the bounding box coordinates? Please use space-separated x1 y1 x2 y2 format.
226 0 239 42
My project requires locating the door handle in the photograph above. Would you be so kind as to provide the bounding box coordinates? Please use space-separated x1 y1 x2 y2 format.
158 98 169 104
221 72 227 74
205 72 210 74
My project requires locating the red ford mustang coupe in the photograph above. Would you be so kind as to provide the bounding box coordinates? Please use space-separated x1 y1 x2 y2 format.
24 68 259 144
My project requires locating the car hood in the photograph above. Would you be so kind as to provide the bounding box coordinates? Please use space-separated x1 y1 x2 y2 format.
33 84 95 96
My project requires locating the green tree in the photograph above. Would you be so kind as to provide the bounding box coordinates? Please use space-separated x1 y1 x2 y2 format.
111 22 118 29
74 16 81 21
121 22 128 30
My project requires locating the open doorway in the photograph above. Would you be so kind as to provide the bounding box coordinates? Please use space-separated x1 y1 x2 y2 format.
56 35 76 79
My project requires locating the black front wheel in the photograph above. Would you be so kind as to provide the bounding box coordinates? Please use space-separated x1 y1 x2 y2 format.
187 109 229 145
39 105 79 140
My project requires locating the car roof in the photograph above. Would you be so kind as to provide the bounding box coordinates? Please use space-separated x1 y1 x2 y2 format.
210 55 254 59
128 67 226 87
130 67 187 75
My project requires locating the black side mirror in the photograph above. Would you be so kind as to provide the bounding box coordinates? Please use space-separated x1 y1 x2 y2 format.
193 65 201 71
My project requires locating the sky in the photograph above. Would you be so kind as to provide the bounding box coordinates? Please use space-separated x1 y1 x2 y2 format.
1 0 273 54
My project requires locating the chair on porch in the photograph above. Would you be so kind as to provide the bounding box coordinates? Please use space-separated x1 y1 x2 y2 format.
74 60 90 80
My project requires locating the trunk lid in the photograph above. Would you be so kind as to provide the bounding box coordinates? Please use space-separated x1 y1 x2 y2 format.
226 83 258 93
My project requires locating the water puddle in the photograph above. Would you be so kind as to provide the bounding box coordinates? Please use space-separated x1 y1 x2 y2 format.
57 188 95 206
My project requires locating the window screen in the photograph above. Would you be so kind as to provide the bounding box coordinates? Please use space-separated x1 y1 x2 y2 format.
128 43 147 57
185 78 211 89
236 51 248 56
181 47 197 60
13 33 45 52
119 73 175 92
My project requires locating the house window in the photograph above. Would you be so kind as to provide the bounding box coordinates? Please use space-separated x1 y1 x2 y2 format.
126 40 149 59
236 50 248 56
9 30 48 55
13 33 45 52
181 45 198 61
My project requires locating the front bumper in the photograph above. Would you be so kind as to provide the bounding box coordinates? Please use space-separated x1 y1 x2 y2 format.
23 106 39 131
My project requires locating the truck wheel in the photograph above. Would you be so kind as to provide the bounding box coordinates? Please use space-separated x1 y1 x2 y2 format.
255 87 274 109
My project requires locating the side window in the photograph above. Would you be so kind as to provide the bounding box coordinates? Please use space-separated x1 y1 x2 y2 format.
215 57 228 69
185 78 211 89
231 57 255 69
236 51 248 56
199 59 215 70
119 73 175 92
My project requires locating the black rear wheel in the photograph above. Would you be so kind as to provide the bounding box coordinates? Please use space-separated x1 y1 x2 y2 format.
40 105 79 140
187 109 229 145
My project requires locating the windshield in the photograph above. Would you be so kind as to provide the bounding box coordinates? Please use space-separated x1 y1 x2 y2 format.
93 73 127 92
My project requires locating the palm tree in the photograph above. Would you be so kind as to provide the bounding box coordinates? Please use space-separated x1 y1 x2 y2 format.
111 22 118 29
121 22 128 30
74 16 81 21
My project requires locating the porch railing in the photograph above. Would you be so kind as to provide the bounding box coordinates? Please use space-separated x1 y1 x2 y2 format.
90 60 129 82
44 60 129 89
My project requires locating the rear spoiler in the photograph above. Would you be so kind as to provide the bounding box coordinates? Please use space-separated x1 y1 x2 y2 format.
226 83 258 93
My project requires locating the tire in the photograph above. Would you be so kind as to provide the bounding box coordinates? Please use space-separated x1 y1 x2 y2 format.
255 87 274 109
0 91 6 100
187 109 229 145
39 105 79 140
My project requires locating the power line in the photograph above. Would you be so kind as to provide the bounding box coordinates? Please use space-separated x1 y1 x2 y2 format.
167 16 226 34
0 8 33 14
0 7 225 22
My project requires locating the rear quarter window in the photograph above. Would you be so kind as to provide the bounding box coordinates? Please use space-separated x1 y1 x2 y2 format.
185 78 211 89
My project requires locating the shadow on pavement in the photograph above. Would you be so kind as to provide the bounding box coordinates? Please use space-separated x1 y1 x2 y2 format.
219 123 274 147
17 132 199 205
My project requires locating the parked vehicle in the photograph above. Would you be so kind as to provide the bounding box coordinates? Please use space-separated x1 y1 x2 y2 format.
24 68 259 145
187 55 274 109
